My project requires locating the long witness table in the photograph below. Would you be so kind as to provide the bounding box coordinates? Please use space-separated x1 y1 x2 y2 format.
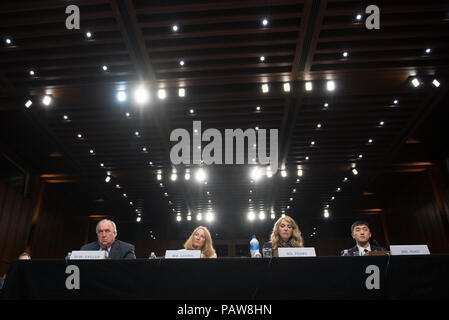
2 255 449 299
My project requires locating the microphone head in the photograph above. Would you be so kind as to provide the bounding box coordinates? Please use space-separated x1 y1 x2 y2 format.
263 242 272 249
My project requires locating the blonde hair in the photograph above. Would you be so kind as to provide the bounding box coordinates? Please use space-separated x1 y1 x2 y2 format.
184 226 216 258
270 216 304 256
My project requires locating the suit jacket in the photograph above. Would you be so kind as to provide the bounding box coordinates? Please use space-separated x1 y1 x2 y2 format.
341 244 386 256
80 239 136 259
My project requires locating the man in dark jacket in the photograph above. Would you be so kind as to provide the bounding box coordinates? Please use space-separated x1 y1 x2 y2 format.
341 220 386 256
80 219 136 259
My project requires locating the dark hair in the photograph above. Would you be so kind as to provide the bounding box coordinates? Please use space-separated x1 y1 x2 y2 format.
350 220 370 233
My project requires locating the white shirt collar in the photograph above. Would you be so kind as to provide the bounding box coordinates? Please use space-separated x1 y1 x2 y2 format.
357 244 371 255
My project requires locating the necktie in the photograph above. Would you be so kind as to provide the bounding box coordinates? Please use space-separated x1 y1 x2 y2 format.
104 247 108 258
363 248 369 255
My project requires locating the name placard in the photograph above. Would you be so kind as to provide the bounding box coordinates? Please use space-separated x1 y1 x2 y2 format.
390 245 430 256
70 251 105 260
165 250 201 259
278 247 316 257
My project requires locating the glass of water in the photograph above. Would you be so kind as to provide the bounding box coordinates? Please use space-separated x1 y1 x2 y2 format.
262 248 272 258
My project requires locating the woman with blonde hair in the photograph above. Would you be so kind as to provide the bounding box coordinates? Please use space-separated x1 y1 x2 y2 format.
267 215 304 257
184 226 217 258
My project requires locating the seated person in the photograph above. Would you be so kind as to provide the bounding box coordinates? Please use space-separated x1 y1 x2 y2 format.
265 215 304 257
341 220 386 256
183 226 217 258
80 219 136 259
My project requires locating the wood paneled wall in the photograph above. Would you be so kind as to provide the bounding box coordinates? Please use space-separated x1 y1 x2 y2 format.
383 167 449 253
0 181 86 276
0 182 33 276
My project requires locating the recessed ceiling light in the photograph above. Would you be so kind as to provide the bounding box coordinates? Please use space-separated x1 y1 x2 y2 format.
134 86 149 104
135 131 139 136
393 99 398 104
172 25 178 32
142 147 147 152
260 56 265 62
317 123 322 128
283 83 291 92
189 109 194 114
256 106 261 111
42 95 52 106
5 38 12 45
310 141 315 145
432 79 440 87
356 14 362 21
262 18 269 26
305 82 313 91
117 91 127 102
379 121 385 126
305 156 309 160
102 65 108 71
86 31 92 38
342 52 349 57
89 149 94 154
77 133 83 139
178 88 185 97
326 81 336 91
25 100 32 108
425 48 431 54
63 115 68 120
261 84 269 93
179 60 185 66
358 154 363 158
324 103 329 107
412 78 420 87
157 89 167 100
125 112 130 117
368 139 373 144
29 70 35 76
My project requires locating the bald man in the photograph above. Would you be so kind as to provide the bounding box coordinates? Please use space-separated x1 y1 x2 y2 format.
80 219 136 259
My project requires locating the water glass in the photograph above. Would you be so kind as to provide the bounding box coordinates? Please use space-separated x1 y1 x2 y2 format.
262 248 272 258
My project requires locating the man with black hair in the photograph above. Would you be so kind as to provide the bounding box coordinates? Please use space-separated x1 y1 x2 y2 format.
341 220 386 256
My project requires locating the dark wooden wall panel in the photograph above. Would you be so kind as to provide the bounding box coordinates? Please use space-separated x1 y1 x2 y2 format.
385 171 449 253
29 184 85 259
0 182 33 276
1 182 86 275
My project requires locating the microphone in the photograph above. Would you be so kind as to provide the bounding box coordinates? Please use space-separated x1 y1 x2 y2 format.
263 242 272 249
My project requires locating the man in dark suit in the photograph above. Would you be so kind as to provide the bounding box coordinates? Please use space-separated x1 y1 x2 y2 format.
80 219 136 259
341 220 386 256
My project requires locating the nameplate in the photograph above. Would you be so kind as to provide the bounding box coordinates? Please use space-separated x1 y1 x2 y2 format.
70 251 105 260
278 247 316 257
390 245 430 255
165 250 201 259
